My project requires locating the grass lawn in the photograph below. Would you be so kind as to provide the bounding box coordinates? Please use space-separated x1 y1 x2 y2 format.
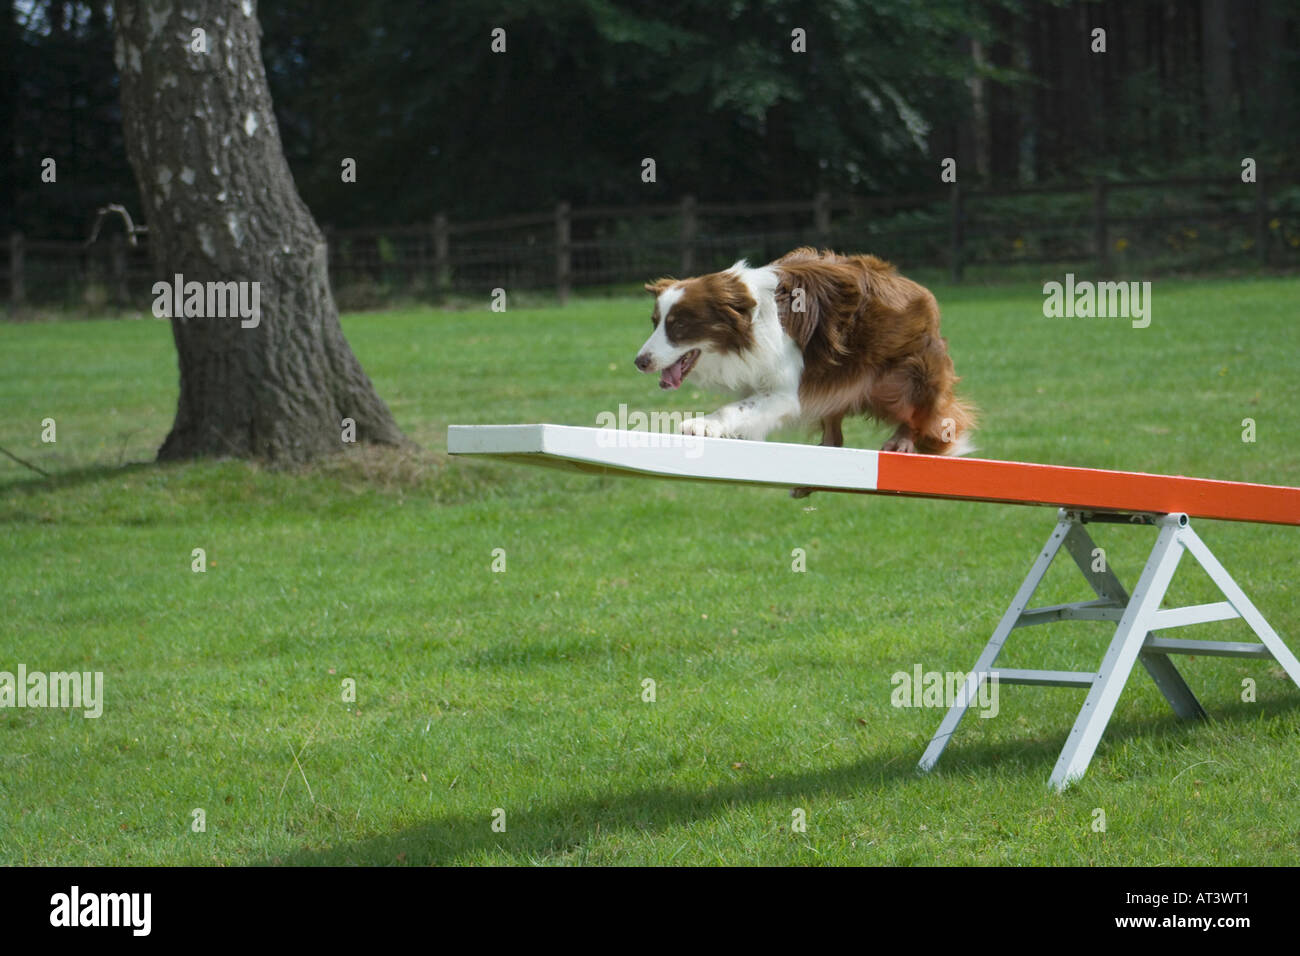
1 275 1298 865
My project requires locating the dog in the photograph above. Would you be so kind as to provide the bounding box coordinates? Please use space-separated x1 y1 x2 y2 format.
634 247 976 460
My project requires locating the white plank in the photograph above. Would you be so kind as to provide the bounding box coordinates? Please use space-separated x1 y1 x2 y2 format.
448 424 879 492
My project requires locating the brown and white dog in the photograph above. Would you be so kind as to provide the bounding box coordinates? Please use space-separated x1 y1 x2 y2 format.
634 247 976 455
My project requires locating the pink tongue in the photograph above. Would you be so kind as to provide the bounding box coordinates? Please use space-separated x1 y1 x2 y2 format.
660 357 685 389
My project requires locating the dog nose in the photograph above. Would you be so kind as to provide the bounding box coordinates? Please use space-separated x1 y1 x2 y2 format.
634 354 653 372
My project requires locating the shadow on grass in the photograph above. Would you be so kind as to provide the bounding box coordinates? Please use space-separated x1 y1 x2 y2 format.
279 695 1300 865
0 446 528 506
0 460 158 499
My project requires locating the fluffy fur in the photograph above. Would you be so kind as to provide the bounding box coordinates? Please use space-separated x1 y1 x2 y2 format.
634 247 977 456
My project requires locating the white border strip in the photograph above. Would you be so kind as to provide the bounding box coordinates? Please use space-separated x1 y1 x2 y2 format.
448 424 880 491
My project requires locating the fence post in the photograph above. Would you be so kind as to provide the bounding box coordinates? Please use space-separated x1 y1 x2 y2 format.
948 186 964 282
110 233 128 306
9 232 23 306
555 201 571 305
1093 182 1109 273
432 213 450 293
679 194 697 276
1254 179 1268 267
813 191 831 247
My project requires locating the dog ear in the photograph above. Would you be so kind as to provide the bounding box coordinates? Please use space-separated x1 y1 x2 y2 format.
644 278 675 295
706 274 755 335
719 294 754 330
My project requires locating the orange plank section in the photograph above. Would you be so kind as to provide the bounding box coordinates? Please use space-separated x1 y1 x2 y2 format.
875 454 1300 526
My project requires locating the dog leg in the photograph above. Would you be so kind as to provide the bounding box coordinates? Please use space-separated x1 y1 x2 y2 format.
819 415 844 447
792 415 845 498
681 393 799 441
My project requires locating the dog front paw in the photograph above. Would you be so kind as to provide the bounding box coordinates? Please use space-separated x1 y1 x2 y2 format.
680 416 730 439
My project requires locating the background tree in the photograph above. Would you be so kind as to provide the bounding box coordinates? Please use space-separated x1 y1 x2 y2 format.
3 0 129 238
7 0 1299 240
113 0 404 462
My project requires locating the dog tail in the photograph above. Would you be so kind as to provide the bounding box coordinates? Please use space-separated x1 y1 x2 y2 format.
917 394 978 457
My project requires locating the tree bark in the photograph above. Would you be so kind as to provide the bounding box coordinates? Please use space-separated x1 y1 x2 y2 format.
114 0 405 463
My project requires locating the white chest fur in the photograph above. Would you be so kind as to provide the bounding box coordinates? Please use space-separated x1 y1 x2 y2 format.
691 264 803 398
680 264 805 441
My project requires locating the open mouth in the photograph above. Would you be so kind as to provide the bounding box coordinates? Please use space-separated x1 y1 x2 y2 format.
659 349 700 390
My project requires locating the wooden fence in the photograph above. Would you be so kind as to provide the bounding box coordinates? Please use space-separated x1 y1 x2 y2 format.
5 175 1297 309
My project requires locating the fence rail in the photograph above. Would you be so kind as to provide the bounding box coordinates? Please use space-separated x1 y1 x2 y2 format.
5 175 1298 310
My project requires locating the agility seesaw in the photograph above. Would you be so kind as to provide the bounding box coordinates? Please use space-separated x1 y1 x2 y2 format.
447 424 1300 790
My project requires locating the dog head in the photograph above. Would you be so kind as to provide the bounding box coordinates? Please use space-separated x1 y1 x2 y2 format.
633 268 757 390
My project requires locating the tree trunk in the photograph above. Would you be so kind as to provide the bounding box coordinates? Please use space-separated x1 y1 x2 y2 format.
0 0 15 235
1200 0 1234 148
965 38 990 182
114 0 405 463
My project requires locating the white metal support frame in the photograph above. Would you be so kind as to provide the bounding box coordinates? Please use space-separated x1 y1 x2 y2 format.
918 508 1300 790
449 426 1300 789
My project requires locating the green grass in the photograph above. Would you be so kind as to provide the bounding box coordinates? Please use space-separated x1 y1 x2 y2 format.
1 276 1299 865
